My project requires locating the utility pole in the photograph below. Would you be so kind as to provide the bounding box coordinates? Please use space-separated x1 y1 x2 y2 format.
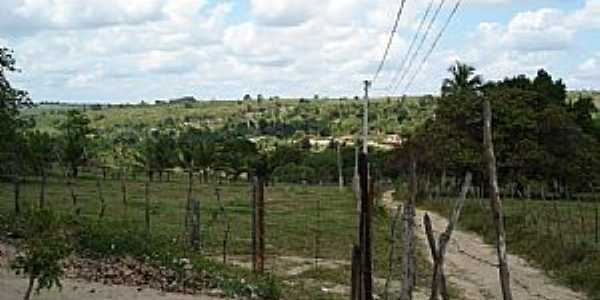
362 80 371 154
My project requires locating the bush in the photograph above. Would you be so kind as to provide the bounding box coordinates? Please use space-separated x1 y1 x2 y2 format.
11 209 73 300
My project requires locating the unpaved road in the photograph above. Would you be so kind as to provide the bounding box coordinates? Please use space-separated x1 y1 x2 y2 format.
382 190 587 300
0 243 224 300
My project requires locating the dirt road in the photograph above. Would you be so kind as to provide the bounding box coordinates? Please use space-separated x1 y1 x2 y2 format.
381 190 587 300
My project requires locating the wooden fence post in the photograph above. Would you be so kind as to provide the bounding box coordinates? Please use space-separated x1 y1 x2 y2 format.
145 180 151 238
215 187 230 264
314 195 321 270
425 171 472 300
384 198 402 300
190 198 201 251
121 169 127 206
13 174 21 215
483 99 513 300
400 158 417 300
96 171 106 219
251 179 257 273
39 170 47 209
595 206 598 245
257 175 265 273
252 175 265 273
351 245 362 300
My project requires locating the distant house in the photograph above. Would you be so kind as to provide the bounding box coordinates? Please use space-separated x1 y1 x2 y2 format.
383 134 403 146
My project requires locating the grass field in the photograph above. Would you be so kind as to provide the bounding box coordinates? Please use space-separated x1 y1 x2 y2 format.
420 197 600 299
0 172 439 299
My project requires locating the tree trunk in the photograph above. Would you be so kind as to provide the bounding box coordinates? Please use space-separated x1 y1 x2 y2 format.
483 99 513 300
400 158 417 300
23 275 35 300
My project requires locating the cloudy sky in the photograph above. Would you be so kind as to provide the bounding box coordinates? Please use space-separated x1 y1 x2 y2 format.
1 0 598 103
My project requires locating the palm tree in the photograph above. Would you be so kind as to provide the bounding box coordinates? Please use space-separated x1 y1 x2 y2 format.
441 61 482 97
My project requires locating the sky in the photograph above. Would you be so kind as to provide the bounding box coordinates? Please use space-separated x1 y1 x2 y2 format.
0 0 599 103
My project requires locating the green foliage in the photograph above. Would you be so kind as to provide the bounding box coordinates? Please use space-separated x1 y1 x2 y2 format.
57 110 93 177
10 209 73 298
390 62 600 192
24 130 56 175
0 48 32 175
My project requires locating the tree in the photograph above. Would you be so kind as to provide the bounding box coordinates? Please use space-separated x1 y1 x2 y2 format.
57 110 92 178
0 48 32 214
25 131 56 208
570 95 598 136
441 61 482 97
11 210 72 300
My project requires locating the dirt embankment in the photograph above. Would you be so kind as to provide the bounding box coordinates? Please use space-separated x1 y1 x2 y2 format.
0 243 225 300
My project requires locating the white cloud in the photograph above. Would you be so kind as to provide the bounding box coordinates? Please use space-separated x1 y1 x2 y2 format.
574 53 600 82
567 0 600 29
474 9 575 53
1 0 598 101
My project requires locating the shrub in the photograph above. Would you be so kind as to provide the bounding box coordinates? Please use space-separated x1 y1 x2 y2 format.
11 209 72 300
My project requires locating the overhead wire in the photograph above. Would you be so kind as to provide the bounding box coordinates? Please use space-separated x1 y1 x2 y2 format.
385 0 435 91
401 0 462 95
371 0 408 85
390 0 447 94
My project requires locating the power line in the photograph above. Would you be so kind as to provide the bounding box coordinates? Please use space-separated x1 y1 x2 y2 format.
402 0 462 95
371 0 408 85
390 0 447 94
385 0 435 91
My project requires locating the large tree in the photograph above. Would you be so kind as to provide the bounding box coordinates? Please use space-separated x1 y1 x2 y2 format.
0 48 32 176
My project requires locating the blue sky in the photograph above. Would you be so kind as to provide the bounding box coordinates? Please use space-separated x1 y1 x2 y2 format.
0 0 598 103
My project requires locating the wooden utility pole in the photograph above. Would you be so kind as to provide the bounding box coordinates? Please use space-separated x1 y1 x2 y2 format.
358 152 373 300
362 80 371 154
351 80 373 300
483 99 513 300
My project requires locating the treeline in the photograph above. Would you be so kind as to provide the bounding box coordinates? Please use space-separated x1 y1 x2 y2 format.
390 62 600 198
